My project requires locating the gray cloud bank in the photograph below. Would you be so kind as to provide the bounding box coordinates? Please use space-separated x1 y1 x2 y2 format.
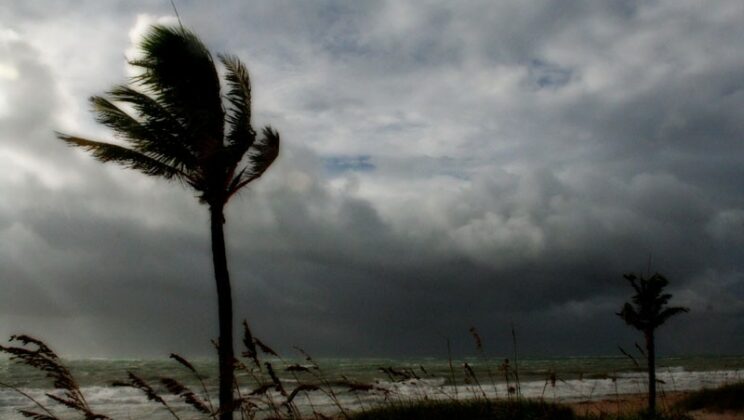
1 1 743 357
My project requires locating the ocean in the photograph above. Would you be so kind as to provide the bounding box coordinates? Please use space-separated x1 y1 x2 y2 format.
1 355 743 419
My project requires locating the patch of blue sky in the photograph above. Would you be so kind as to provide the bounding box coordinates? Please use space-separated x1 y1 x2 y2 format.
324 155 376 174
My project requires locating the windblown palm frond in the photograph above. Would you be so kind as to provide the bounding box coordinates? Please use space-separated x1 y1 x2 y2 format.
56 134 190 182
226 127 279 200
656 306 690 328
618 273 689 330
220 54 256 149
129 26 224 151
618 302 642 329
58 24 279 207
89 95 196 171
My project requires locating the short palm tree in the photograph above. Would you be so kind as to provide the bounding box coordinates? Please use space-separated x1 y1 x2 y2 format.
56 25 279 420
618 273 688 417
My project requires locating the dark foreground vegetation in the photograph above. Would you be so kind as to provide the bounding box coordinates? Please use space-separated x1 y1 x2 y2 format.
350 400 577 420
355 396 744 420
349 399 696 420
676 381 744 413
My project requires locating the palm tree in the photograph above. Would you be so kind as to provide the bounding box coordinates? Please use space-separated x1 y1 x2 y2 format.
56 25 279 420
617 273 688 417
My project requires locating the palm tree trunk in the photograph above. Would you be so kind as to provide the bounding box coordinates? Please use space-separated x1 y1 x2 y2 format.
210 205 234 420
645 330 656 417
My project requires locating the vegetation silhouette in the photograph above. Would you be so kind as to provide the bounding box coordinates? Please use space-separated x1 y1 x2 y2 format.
4 330 726 419
617 273 689 418
55 25 279 419
0 335 111 419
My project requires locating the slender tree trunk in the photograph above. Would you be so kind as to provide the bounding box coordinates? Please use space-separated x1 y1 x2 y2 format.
645 330 656 417
210 205 234 420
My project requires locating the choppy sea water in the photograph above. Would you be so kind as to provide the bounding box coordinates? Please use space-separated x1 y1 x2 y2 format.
1 355 743 419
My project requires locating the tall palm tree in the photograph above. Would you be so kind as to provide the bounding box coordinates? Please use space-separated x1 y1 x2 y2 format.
617 273 688 417
56 25 279 419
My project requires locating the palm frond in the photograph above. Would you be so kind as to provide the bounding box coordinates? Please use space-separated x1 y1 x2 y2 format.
107 86 189 143
225 127 279 200
89 95 196 172
56 134 190 182
220 54 251 120
90 95 147 141
58 24 280 209
651 273 669 288
655 306 689 327
624 274 642 295
130 25 224 155
617 303 643 329
248 126 280 177
220 54 256 147
219 54 257 191
619 272 688 333
225 166 248 198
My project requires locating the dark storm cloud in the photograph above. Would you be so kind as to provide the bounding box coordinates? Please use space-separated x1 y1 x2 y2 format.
0 1 743 358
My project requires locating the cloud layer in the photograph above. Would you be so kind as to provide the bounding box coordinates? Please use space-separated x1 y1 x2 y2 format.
1 1 743 357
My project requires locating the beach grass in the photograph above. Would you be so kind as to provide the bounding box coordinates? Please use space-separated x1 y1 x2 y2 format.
2 332 740 420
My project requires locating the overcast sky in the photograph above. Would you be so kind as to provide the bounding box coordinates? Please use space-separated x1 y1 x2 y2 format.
1 1 743 359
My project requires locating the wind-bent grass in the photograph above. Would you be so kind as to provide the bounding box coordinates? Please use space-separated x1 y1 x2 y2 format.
0 326 392 419
0 335 111 420
1 331 738 420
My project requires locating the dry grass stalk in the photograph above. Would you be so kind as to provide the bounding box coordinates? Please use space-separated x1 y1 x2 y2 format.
0 381 60 420
113 372 181 420
463 362 488 400
160 377 213 414
0 335 111 420
170 352 215 414
511 323 522 398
